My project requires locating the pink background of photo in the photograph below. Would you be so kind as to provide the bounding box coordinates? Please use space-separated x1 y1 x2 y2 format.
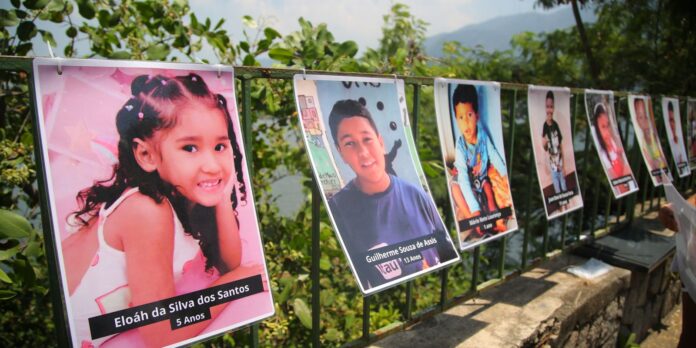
35 63 272 346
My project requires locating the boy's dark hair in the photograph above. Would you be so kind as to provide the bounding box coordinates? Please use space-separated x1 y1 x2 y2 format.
668 101 674 112
328 99 379 147
546 90 554 103
452 84 478 114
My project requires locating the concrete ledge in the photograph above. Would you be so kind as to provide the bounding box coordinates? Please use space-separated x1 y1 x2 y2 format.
371 254 631 348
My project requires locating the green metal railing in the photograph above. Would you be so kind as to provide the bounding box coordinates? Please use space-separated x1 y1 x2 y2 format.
1 56 693 347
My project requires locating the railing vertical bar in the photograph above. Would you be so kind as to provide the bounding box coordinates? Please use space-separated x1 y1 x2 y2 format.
311 182 321 348
626 139 641 222
471 247 480 291
404 282 413 322
604 186 612 231
22 59 71 348
521 168 533 269
542 223 549 257
412 84 421 145
521 88 534 269
405 83 421 322
577 117 592 240
240 78 260 348
641 166 649 213
590 180 601 232
499 89 517 278
649 182 656 210
440 268 449 310
507 90 518 174
616 98 628 223
241 78 253 174
363 296 371 343
561 215 568 248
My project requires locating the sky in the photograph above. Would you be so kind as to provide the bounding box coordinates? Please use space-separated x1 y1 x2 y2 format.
189 0 547 52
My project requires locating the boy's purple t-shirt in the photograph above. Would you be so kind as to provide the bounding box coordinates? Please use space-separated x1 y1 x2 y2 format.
329 175 454 289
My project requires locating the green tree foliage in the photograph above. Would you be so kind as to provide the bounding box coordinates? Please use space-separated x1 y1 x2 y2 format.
1 0 694 346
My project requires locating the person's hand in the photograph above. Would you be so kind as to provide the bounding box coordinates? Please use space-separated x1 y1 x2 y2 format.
659 203 679 232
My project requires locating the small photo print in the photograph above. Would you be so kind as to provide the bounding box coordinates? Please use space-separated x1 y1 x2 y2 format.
687 98 696 170
294 74 460 295
527 86 584 220
628 95 672 186
32 58 274 347
661 97 691 177
584 90 638 198
433 79 518 250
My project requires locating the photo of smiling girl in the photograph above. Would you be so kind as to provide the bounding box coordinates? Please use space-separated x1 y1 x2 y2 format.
294 75 459 295
584 90 638 198
33 59 273 347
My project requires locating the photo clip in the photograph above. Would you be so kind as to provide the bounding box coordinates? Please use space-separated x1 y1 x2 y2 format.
45 39 63 75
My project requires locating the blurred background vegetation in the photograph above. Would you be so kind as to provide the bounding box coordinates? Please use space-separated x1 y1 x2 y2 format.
1 0 694 346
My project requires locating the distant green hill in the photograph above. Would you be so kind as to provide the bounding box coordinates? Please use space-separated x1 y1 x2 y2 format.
424 6 596 56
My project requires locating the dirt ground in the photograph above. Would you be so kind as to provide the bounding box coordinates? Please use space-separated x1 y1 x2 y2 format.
640 302 682 348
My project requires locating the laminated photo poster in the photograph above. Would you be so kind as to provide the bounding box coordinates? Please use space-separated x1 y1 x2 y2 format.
294 74 460 294
661 97 691 177
433 78 518 250
527 86 584 220
32 58 274 347
628 95 672 186
584 89 638 198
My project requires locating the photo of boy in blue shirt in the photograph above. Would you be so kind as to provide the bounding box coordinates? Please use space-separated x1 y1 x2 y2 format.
327 99 458 290
449 84 513 240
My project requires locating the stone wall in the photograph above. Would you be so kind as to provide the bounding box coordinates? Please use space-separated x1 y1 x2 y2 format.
621 255 681 342
372 253 680 348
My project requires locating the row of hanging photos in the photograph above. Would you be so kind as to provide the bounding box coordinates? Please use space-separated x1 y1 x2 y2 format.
295 73 694 295
28 58 694 347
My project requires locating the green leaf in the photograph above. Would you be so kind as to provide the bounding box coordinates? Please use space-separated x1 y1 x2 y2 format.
109 51 130 59
23 0 51 10
40 30 55 47
0 246 20 261
268 47 294 62
336 41 358 57
264 27 281 40
242 54 256 66
324 328 342 341
145 44 170 60
242 15 257 29
239 41 249 53
0 210 32 239
0 268 12 284
65 26 77 38
0 10 20 27
319 257 331 271
76 0 95 19
45 0 65 12
16 21 37 41
0 289 17 300
277 281 292 303
292 298 312 329
24 239 42 258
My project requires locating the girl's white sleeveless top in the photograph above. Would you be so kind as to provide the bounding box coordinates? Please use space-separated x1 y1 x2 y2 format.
70 188 200 347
